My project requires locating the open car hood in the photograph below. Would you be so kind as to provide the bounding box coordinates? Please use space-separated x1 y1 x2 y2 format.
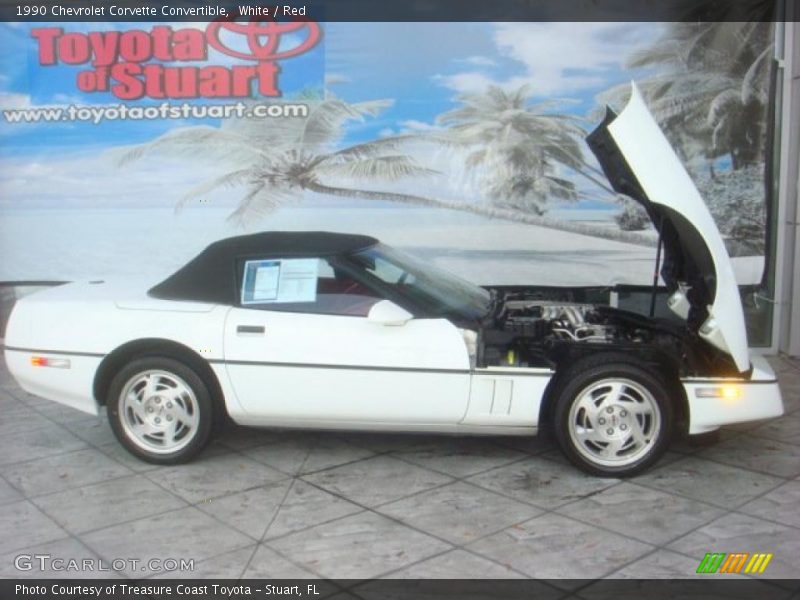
586 83 749 373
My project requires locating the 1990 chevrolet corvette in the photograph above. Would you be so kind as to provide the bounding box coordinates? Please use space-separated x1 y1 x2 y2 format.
3 87 784 475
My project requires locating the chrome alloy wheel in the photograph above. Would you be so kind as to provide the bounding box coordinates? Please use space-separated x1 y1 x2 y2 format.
568 377 661 468
119 370 200 454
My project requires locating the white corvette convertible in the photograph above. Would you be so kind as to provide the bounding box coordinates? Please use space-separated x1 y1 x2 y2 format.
3 87 783 476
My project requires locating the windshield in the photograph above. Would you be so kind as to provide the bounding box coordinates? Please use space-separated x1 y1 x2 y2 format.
347 244 491 320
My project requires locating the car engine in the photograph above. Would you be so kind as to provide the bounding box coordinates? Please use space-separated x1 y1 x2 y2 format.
481 295 665 368
501 301 618 343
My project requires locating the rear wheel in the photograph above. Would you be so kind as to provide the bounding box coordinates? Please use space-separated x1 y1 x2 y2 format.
553 356 673 477
107 357 213 464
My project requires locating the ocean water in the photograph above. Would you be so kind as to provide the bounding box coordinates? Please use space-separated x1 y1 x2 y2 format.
0 204 759 286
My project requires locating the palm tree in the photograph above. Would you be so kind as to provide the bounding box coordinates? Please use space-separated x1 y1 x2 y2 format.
602 20 773 170
119 96 440 225
594 12 774 244
118 94 655 247
434 85 616 215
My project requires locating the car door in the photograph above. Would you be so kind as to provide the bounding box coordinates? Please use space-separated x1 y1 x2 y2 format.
222 255 471 425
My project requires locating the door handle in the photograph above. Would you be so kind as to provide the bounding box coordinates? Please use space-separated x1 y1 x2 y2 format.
236 325 265 335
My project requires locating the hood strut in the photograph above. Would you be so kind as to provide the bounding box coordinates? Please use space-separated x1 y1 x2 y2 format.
649 216 664 318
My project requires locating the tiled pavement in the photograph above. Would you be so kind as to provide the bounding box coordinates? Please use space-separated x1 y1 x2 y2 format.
0 353 799 593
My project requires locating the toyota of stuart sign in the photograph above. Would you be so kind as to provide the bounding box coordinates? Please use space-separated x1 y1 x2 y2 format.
29 16 321 100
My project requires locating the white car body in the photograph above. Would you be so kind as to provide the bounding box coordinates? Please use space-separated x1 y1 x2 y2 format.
4 280 552 434
2 84 783 454
2 279 782 437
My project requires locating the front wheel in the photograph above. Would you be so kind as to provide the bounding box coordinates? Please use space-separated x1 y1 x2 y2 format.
553 356 673 477
107 357 213 464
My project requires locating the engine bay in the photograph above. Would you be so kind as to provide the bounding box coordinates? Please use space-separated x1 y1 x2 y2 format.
474 287 731 376
500 300 640 345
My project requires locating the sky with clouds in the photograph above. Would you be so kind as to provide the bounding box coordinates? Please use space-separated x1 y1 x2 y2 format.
0 21 664 207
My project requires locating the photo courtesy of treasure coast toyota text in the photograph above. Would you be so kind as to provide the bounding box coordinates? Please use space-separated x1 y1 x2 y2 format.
0 0 798 597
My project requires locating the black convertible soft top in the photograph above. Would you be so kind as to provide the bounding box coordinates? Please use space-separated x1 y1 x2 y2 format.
148 231 378 304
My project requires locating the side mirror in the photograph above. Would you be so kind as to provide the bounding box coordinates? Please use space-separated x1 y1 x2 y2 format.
367 300 413 326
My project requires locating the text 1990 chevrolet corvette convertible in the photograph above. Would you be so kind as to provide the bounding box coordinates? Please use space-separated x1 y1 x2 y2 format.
3 86 784 476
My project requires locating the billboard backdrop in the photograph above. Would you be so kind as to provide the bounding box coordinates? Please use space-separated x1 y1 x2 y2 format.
0 19 776 341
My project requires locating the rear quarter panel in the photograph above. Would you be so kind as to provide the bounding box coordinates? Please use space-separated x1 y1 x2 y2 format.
3 283 230 415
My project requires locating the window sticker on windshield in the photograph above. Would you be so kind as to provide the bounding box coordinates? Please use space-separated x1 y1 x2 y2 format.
241 258 319 305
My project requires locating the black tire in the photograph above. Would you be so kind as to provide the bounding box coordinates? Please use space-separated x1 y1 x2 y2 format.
552 354 673 477
107 357 213 464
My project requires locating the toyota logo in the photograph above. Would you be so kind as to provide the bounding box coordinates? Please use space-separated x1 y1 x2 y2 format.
206 17 322 62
